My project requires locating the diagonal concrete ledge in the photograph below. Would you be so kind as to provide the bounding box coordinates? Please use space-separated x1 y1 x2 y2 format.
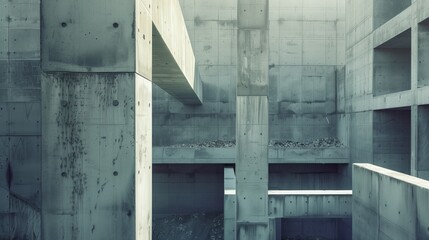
152 0 203 105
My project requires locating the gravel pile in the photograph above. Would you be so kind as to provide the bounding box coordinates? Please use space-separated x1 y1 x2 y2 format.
153 213 223 240
169 140 235 148
166 138 344 148
269 137 344 148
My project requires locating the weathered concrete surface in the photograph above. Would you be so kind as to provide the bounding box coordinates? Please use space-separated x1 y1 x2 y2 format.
235 0 269 236
41 73 137 239
41 0 135 72
0 0 42 238
42 0 199 105
353 163 429 240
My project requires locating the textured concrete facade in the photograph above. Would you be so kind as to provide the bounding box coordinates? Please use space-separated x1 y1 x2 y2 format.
4 0 429 239
0 0 42 238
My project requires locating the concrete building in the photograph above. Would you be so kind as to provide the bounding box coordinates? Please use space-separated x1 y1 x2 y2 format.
1 0 429 239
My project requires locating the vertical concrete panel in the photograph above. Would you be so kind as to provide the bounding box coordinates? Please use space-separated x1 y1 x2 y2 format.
135 74 152 240
236 0 269 239
41 73 135 240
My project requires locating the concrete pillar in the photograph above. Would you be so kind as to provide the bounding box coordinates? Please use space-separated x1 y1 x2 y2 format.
235 0 269 239
224 168 237 240
269 219 281 240
41 0 152 239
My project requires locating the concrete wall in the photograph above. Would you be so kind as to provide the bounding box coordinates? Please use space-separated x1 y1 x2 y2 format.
153 0 238 146
268 0 345 142
343 0 425 187
353 163 429 240
341 0 429 182
0 0 42 238
153 0 346 146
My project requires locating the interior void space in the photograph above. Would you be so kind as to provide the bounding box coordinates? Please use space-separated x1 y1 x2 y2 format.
373 108 411 174
280 218 351 240
373 29 411 96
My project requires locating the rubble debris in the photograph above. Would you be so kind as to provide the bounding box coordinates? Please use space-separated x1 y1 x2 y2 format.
165 138 344 149
269 137 344 148
168 140 236 148
153 213 223 240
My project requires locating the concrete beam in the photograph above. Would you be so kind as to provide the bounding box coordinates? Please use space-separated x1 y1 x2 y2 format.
353 163 429 240
152 0 202 105
153 146 350 164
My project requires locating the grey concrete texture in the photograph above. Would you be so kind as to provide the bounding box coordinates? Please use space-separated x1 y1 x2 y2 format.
235 1 269 238
0 0 42 238
41 0 135 72
41 73 138 240
269 194 351 218
353 163 429 240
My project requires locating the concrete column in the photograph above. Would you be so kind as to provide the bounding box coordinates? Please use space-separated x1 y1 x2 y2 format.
224 168 237 240
269 219 281 240
41 0 152 239
235 0 269 239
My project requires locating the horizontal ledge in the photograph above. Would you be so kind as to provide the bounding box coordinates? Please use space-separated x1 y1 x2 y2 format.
354 163 429 189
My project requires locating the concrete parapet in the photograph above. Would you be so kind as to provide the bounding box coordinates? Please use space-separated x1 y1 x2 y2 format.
353 163 429 240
